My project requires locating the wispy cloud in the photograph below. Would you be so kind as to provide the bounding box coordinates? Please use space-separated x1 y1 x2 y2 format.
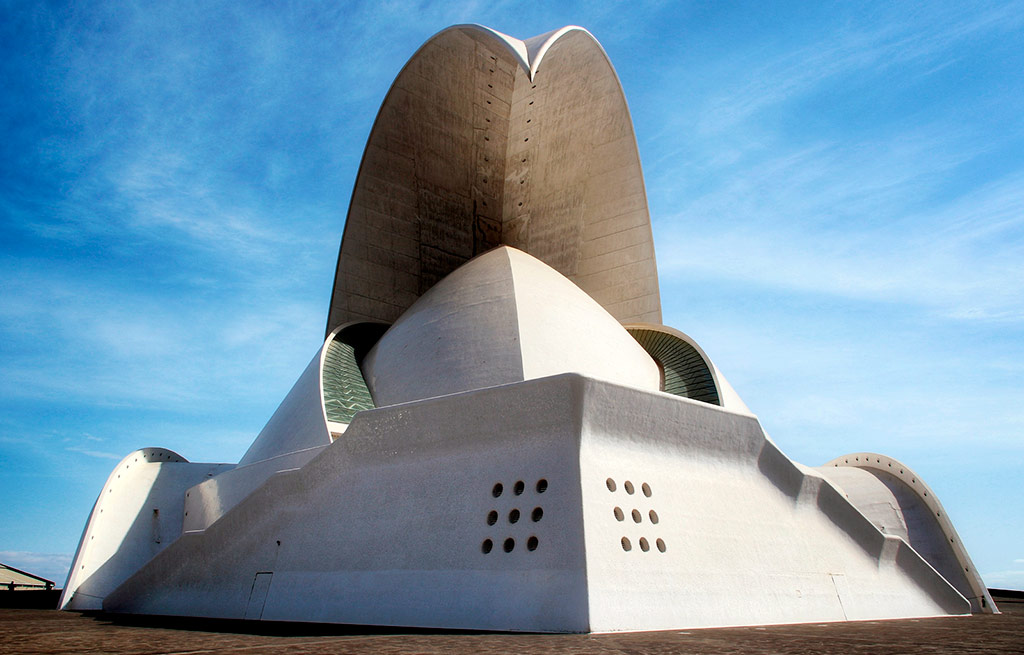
64 446 122 461
0 551 72 586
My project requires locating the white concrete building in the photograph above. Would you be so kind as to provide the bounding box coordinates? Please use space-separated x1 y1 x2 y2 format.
60 25 996 632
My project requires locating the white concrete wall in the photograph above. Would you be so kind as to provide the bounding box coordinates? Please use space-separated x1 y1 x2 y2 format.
104 376 591 632
576 379 967 631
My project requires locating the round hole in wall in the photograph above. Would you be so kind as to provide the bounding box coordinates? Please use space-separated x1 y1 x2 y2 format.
642 482 652 497
527 119 532 123
482 539 493 554
513 480 525 495
529 100 534 105
504 538 515 553
492 483 503 498
527 536 538 551
524 137 529 142
631 509 642 523
621 536 632 551
639 537 650 552
484 136 489 141
606 478 616 492
624 481 635 495
656 538 666 553
536 479 548 493
487 84 493 88
649 509 659 524
487 510 498 526
509 509 521 524
532 507 543 522
486 100 491 104
613 507 624 521
518 202 523 207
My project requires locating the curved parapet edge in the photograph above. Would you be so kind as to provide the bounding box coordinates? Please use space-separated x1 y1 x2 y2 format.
822 452 997 614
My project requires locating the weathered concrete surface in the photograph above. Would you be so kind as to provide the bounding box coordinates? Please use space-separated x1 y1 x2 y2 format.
326 25 661 334
2 595 1020 654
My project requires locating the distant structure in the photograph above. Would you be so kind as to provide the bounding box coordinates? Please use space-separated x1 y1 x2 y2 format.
2 563 54 592
60 25 996 632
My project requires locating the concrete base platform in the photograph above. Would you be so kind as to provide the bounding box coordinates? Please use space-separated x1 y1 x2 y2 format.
2 594 1020 655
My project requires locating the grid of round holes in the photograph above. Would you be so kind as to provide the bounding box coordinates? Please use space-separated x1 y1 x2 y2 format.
482 478 547 554
607 477 666 553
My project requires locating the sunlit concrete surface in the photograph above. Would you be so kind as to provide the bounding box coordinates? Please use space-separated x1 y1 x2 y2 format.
60 24 998 633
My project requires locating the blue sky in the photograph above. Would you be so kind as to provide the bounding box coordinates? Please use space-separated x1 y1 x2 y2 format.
1 1 1021 591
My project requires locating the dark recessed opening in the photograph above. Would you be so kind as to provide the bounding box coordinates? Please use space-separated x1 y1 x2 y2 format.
504 538 515 553
513 480 525 495
527 536 539 551
482 539 493 554
487 510 498 526
532 507 543 522
536 479 548 493
509 508 521 524
492 483 503 498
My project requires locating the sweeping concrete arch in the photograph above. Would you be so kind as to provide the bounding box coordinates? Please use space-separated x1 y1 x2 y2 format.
326 24 661 336
818 453 997 614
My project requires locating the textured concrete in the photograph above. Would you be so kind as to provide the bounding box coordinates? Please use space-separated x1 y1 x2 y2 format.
2 595 1020 654
326 25 661 334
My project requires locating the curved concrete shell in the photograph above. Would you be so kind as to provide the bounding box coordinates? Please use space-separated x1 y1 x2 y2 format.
326 24 661 335
362 246 660 407
818 453 997 614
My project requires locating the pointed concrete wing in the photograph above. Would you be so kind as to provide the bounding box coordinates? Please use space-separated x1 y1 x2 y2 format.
326 25 661 336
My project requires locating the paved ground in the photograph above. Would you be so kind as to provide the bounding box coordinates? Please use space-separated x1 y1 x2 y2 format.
2 595 1020 654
